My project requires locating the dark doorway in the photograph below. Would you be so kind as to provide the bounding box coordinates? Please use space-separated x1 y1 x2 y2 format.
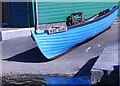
2 2 8 27
2 2 34 28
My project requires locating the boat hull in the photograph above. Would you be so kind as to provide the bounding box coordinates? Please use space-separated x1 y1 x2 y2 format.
32 7 118 59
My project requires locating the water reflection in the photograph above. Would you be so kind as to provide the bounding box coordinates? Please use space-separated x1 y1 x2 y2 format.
44 76 90 86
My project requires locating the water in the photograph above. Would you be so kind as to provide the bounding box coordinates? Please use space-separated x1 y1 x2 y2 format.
2 75 91 86
44 76 90 86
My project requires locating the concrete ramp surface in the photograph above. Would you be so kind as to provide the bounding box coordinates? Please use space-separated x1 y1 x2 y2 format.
2 24 118 76
93 43 118 71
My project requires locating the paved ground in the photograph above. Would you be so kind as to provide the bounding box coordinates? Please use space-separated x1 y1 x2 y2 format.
0 42 2 77
93 23 119 70
0 28 2 41
1 24 119 77
2 37 36 60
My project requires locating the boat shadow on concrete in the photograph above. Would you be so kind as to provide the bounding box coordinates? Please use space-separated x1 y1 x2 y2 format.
3 35 100 63
3 27 109 63
3 31 102 63
3 47 50 63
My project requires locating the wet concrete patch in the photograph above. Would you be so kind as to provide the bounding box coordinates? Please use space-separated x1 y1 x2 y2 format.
2 74 46 85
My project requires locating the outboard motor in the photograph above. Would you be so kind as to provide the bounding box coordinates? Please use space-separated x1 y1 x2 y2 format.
66 12 83 26
66 16 72 26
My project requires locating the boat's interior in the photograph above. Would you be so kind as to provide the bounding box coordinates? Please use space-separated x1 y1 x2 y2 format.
66 8 111 27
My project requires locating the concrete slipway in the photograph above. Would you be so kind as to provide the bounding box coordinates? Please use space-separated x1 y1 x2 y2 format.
1 23 119 84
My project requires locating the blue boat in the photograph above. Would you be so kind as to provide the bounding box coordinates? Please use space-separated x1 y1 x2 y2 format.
31 5 118 59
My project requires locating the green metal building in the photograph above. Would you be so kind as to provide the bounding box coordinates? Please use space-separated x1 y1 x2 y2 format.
2 2 119 28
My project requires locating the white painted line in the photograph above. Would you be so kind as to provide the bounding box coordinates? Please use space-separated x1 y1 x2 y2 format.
98 44 101 47
86 47 91 52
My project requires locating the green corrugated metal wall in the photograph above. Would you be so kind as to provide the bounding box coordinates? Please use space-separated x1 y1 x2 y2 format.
36 2 118 24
